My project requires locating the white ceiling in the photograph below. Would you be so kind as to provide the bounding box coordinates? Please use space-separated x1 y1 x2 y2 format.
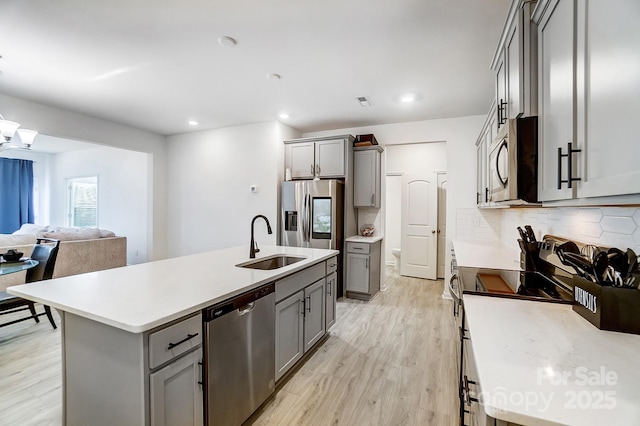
0 0 510 137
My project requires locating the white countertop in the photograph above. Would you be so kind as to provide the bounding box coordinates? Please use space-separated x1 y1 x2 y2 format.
8 246 338 333
453 240 521 270
464 295 640 425
345 235 384 243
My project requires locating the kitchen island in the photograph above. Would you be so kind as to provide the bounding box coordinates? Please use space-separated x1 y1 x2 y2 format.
8 245 338 426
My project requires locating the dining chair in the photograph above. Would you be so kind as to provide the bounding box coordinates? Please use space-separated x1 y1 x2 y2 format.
0 238 61 329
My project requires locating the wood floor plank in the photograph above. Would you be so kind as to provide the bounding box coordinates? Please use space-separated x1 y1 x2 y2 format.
0 268 459 426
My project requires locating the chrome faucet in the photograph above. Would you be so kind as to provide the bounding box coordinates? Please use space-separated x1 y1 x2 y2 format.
250 215 273 258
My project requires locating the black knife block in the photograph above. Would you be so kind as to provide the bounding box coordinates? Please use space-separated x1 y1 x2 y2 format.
518 239 540 272
572 275 640 335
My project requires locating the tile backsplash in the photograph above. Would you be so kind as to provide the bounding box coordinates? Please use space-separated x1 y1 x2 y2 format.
357 207 382 236
457 207 640 253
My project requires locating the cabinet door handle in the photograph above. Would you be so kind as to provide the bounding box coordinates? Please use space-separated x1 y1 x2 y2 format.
485 187 489 203
370 193 375 206
365 258 369 269
306 295 311 313
167 333 198 350
317 164 321 175
300 299 305 316
557 142 582 189
198 361 203 387
311 164 314 175
327 280 332 295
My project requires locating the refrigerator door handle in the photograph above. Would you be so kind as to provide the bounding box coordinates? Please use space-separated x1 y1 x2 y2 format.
305 193 312 242
302 193 310 243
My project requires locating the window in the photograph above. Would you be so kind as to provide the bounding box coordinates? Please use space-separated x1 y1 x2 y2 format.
66 176 98 228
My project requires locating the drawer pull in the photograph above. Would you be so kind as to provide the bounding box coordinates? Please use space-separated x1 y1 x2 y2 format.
353 247 364 250
167 333 198 350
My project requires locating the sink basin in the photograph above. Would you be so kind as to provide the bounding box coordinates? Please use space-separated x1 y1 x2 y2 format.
236 255 306 270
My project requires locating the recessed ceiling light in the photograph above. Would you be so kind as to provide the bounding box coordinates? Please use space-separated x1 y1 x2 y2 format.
188 120 199 126
400 93 417 103
218 36 237 47
279 113 290 119
356 96 371 107
266 73 281 81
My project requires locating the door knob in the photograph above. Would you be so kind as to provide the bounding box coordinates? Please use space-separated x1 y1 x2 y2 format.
432 230 436 234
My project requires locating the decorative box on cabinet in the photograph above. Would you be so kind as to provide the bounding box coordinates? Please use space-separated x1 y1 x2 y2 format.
345 238 382 300
284 135 354 179
492 0 538 129
533 0 640 203
353 146 383 208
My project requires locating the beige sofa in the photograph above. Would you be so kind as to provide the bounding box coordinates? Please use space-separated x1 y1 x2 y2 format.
0 232 127 291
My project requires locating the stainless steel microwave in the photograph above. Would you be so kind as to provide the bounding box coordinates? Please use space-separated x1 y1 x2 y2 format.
488 116 538 204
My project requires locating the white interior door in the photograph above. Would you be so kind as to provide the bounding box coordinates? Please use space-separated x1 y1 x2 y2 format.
400 173 438 280
437 173 447 279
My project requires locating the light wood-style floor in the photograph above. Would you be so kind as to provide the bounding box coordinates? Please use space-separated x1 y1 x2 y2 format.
0 267 458 426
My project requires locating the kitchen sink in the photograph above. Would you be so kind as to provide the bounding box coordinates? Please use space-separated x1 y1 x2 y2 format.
236 255 306 270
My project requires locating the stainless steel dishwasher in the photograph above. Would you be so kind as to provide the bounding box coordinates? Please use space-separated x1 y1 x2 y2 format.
203 282 275 426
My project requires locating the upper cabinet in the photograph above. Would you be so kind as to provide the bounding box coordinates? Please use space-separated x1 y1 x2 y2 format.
476 103 497 207
285 135 354 180
353 146 383 208
492 0 538 130
534 0 640 202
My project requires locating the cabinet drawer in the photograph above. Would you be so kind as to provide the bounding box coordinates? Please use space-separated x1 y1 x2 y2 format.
347 242 370 254
276 262 325 302
149 314 202 369
326 256 338 275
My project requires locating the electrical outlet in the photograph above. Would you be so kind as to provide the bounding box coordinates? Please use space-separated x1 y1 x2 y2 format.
250 185 258 193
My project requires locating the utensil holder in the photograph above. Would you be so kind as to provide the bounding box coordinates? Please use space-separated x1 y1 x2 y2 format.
572 275 640 335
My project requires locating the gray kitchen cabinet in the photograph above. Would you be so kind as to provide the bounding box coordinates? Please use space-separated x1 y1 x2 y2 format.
325 271 337 330
275 290 305 381
303 278 326 352
345 240 381 300
63 311 203 426
534 0 640 202
150 348 203 426
353 146 383 208
286 142 316 179
274 261 330 381
285 135 354 179
476 103 496 207
492 0 537 126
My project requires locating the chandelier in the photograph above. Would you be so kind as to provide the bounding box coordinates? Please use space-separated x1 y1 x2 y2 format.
0 114 39 151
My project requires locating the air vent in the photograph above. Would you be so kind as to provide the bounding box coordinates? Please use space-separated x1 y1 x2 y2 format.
357 96 371 107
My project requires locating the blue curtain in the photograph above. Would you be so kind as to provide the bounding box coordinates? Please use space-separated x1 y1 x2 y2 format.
0 158 35 233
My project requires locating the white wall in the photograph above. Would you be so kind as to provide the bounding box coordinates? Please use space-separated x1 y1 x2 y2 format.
166 121 300 257
0 93 168 260
304 115 485 287
49 146 149 264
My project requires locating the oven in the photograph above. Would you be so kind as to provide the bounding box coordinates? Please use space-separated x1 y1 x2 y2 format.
488 116 538 204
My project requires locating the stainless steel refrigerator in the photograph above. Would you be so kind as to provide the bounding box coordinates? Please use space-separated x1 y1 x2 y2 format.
281 179 344 294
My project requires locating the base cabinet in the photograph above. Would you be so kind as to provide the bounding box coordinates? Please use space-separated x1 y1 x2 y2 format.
274 260 334 382
325 271 337 330
303 279 326 352
275 291 305 381
345 240 382 300
150 348 203 426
